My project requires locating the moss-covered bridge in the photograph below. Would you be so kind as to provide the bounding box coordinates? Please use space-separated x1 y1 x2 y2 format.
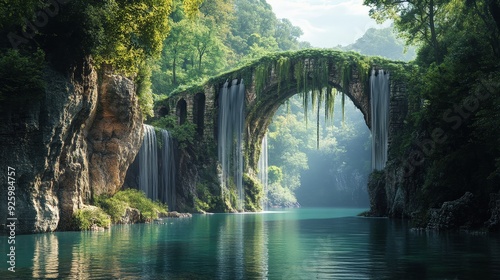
155 49 410 211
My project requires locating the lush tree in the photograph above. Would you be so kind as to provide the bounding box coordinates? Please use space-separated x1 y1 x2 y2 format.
363 0 451 63
275 18 303 51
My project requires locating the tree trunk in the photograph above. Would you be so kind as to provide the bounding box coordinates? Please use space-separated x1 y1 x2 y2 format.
428 0 442 63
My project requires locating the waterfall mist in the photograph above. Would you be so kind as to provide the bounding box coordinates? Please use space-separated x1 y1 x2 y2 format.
218 79 246 210
370 69 390 170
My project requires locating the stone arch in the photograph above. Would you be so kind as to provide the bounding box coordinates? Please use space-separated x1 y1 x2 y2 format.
193 92 206 137
245 64 371 175
167 50 407 200
176 98 187 125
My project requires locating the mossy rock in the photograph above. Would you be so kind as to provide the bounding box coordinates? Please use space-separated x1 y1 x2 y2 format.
244 174 264 212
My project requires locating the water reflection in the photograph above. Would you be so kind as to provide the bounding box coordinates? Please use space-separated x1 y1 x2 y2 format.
216 214 269 279
32 233 59 279
1 208 500 279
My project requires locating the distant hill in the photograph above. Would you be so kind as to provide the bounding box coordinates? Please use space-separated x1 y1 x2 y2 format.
342 27 416 62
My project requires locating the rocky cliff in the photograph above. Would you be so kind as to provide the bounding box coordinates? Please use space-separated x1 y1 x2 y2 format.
0 59 142 233
368 151 500 231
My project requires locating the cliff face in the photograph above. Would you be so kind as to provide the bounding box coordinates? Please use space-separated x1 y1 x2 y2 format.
369 151 499 231
0 60 142 233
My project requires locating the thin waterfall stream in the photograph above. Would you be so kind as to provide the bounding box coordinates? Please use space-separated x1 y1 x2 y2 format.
218 79 246 210
258 134 268 210
370 69 390 170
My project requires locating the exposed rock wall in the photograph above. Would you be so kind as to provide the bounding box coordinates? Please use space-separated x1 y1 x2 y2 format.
0 60 142 233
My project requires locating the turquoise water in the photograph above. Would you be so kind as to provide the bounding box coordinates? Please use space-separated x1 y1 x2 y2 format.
1 208 500 279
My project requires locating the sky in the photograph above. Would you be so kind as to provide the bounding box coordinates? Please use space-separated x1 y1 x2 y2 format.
266 0 389 48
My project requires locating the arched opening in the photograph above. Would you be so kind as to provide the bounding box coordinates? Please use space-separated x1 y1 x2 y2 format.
193 92 206 137
158 105 170 118
176 98 187 125
244 72 379 210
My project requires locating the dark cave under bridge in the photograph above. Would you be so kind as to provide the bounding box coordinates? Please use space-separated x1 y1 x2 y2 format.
158 49 410 175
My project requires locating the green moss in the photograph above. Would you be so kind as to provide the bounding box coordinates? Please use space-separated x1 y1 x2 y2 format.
244 174 263 212
73 207 111 230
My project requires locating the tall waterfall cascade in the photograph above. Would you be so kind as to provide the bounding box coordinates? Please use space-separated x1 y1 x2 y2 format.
138 125 159 200
257 134 268 210
218 79 246 210
159 130 176 210
137 124 176 210
370 69 390 170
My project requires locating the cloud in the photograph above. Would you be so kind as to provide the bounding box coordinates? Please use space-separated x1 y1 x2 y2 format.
267 0 383 47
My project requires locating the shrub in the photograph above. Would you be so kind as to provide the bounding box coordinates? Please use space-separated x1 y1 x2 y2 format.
73 207 111 230
95 196 128 223
113 189 168 221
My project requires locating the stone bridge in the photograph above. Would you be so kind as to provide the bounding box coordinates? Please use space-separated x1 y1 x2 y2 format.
155 49 410 210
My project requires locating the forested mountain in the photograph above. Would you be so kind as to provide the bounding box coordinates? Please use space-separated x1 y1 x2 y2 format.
151 0 311 96
343 27 416 61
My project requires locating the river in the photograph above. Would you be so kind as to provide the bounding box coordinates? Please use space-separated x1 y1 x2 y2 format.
1 208 500 279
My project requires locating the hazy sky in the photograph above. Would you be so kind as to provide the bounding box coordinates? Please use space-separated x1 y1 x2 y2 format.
267 0 388 48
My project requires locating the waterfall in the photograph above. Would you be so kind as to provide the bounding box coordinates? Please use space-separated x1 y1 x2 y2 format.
159 130 176 210
218 79 246 210
370 69 390 170
138 124 159 200
136 124 176 209
258 134 268 210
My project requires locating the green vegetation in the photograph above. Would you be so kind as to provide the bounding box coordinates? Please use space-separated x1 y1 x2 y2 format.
73 207 111 231
151 0 310 96
150 116 196 149
96 189 168 222
194 182 217 212
0 0 201 116
0 49 45 102
364 0 500 211
244 174 264 211
267 94 371 207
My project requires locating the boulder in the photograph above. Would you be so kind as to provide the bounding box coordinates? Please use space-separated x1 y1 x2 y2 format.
118 207 142 224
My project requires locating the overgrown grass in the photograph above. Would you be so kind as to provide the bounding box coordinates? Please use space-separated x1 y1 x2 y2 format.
73 207 111 230
96 189 168 223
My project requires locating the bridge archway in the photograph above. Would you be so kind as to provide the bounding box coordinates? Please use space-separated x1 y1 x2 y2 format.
244 68 371 175
162 49 409 211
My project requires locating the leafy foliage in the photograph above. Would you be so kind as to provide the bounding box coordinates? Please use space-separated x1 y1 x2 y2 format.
96 189 168 223
150 116 196 149
0 49 45 102
73 207 111 230
364 0 500 214
151 0 310 95
112 189 168 221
